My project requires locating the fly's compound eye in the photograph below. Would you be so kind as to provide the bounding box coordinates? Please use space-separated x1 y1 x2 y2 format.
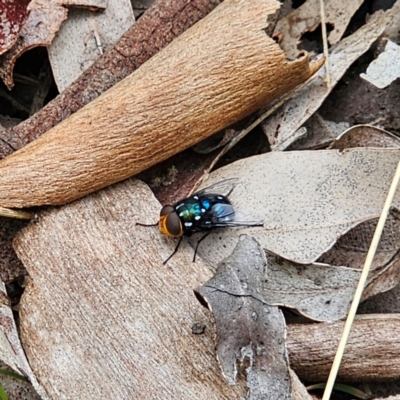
159 210 183 237
160 205 175 216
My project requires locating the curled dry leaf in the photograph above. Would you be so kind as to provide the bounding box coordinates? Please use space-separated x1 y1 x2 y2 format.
190 148 400 266
0 0 30 56
264 8 394 150
329 124 400 149
273 0 364 59
0 0 106 90
195 236 291 399
0 0 324 208
288 113 350 150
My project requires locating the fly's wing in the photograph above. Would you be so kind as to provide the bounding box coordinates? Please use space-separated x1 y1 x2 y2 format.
201 203 264 228
194 178 239 198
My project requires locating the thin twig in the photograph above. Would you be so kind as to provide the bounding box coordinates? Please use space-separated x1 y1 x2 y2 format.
322 158 400 399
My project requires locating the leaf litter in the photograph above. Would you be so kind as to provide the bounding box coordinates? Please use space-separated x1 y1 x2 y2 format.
1 0 400 399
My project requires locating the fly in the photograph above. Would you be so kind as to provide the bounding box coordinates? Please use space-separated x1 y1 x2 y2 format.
137 178 263 264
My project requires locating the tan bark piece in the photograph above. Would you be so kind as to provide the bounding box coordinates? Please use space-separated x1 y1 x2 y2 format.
13 177 400 395
0 0 323 208
14 178 244 399
287 315 400 382
0 0 222 159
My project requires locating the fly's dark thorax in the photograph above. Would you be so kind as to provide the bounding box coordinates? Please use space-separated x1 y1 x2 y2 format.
173 194 233 235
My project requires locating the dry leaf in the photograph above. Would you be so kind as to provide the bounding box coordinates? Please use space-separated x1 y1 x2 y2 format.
189 148 400 266
0 360 41 400
195 236 291 399
0 0 30 56
319 209 400 301
273 0 364 59
48 0 134 92
330 124 400 149
14 178 245 399
262 253 360 321
0 0 106 90
360 40 400 89
263 8 394 150
288 113 350 150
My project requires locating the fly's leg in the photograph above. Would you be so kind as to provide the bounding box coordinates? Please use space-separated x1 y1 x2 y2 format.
136 222 158 227
163 236 183 265
193 231 212 262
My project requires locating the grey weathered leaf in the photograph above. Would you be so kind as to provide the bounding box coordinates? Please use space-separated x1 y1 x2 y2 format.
193 148 400 267
0 281 48 399
263 253 359 321
196 236 291 400
330 124 400 149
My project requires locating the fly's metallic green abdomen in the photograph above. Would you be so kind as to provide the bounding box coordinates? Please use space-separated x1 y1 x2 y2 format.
174 194 235 236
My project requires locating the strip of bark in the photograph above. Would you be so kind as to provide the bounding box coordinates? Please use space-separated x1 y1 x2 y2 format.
288 315 400 382
0 0 222 159
0 0 324 208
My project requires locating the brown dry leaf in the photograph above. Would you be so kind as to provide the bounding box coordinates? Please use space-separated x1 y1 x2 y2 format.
195 236 292 399
189 148 400 266
0 0 106 90
0 281 48 399
263 7 395 150
273 0 364 59
13 178 245 399
48 0 134 92
0 0 30 55
330 124 400 149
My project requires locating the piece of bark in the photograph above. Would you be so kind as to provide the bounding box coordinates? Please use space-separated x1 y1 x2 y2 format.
287 315 400 382
14 178 245 399
0 0 324 208
13 177 400 396
0 0 222 159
